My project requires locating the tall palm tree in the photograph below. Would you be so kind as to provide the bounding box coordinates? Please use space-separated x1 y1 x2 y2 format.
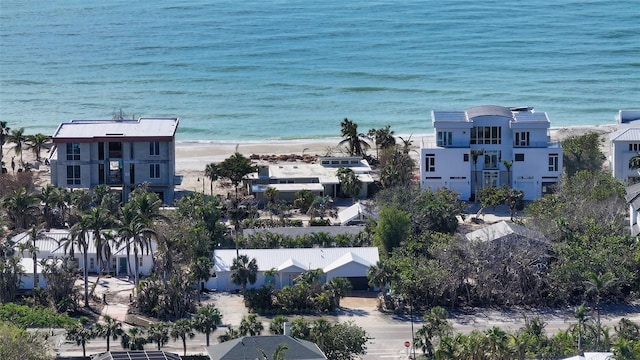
25 223 53 289
368 125 396 160
116 207 156 288
190 256 213 302
170 318 195 356
65 216 92 307
40 184 65 229
415 306 453 357
471 149 485 203
65 320 96 358
147 322 170 350
204 162 221 195
84 207 115 277
339 118 370 157
192 305 223 347
367 260 391 295
1 187 41 230
584 272 617 349
230 254 258 294
7 127 27 167
121 327 148 350
501 159 513 188
94 315 123 352
25 133 51 162
0 121 10 169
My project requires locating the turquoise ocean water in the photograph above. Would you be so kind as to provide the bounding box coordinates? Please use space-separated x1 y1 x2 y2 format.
0 1 638 141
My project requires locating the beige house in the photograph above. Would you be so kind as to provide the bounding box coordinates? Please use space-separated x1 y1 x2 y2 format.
50 117 181 204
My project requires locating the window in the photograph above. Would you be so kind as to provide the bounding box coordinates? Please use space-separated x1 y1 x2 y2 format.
66 143 80 160
484 151 501 169
437 131 452 146
629 144 640 152
515 153 525 161
149 163 160 179
66 165 81 185
515 131 530 147
470 126 501 144
425 154 435 172
548 154 559 172
149 141 160 156
138 257 143 267
89 258 95 270
108 142 123 158
463 153 469 162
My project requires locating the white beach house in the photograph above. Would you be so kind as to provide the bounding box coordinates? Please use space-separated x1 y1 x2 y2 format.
609 110 640 184
208 247 379 291
419 105 563 201
49 117 181 204
12 229 156 289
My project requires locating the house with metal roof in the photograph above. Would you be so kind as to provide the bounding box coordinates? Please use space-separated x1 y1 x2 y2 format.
207 247 379 291
12 229 156 289
49 117 181 204
206 335 327 360
610 110 640 183
625 182 640 236
465 221 548 244
420 105 563 201
247 156 374 204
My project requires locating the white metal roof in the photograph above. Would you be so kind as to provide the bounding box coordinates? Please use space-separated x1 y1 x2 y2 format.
214 247 379 272
338 203 370 225
52 118 179 140
12 230 157 256
465 221 547 243
252 183 325 193
611 127 640 142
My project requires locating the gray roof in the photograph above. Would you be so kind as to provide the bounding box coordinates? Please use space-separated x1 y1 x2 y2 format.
206 335 327 360
432 111 469 122
513 112 549 123
53 118 178 140
625 182 640 208
91 351 180 360
466 105 513 119
214 247 379 272
243 226 364 238
465 221 548 243
611 128 640 142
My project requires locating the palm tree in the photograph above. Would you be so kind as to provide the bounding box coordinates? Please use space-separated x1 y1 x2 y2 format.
147 323 170 350
121 327 148 350
339 118 370 157
259 344 289 360
116 207 156 289
25 133 51 162
415 306 453 357
24 223 52 289
470 149 485 203
367 260 391 295
7 127 27 167
0 121 10 169
1 187 41 230
190 256 213 302
94 315 123 352
170 318 195 356
483 326 510 360
192 305 222 347
584 272 617 349
264 186 279 219
368 125 396 160
65 321 95 358
230 255 258 294
64 216 93 307
218 152 257 201
336 167 362 202
501 159 513 187
40 184 65 229
239 313 264 336
572 304 590 352
84 206 115 277
324 277 352 310
204 162 221 195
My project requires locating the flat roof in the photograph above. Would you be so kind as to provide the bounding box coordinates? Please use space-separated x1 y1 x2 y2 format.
52 117 179 141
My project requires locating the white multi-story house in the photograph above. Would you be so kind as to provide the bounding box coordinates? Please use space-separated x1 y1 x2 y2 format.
50 117 181 204
420 105 563 201
610 110 640 184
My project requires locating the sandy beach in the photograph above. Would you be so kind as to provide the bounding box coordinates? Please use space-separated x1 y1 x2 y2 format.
1 124 618 195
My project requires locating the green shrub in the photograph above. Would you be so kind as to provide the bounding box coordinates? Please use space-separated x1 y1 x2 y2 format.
0 303 77 328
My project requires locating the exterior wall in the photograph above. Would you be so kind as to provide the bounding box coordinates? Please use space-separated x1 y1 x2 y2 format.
52 138 177 204
420 107 562 201
612 140 640 183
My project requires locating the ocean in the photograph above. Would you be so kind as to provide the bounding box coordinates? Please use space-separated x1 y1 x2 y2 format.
0 0 638 141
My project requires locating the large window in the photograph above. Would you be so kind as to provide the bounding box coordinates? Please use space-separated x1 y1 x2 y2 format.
66 143 80 160
515 131 530 147
425 154 435 172
484 150 501 169
436 131 452 146
66 165 81 185
149 141 160 156
149 163 160 179
548 154 559 172
470 126 502 145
